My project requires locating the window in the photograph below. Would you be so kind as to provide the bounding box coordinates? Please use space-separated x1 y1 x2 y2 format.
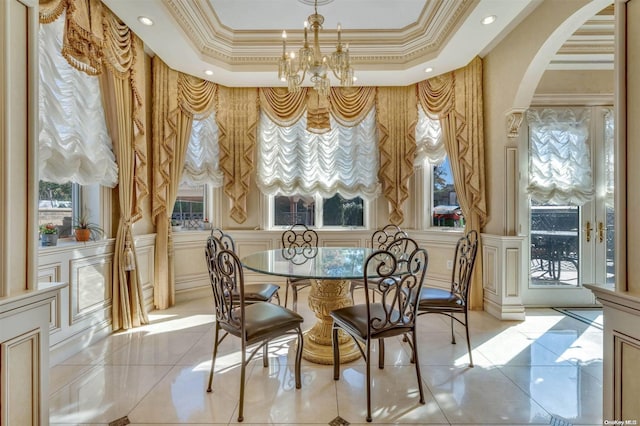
415 106 461 229
38 181 75 238
38 13 116 243
258 108 377 229
172 183 206 229
273 193 364 227
431 157 462 228
38 181 106 240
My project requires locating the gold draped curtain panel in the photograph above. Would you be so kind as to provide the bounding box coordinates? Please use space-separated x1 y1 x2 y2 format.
39 0 150 329
418 56 487 309
39 0 487 312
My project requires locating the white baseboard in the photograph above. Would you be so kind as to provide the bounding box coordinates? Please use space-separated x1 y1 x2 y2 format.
484 298 526 321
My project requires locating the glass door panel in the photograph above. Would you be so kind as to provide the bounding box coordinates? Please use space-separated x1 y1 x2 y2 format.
530 203 580 286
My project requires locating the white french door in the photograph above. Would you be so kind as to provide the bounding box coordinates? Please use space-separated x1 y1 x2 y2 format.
523 106 614 306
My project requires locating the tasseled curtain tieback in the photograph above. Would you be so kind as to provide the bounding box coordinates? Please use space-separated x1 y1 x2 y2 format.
124 240 136 271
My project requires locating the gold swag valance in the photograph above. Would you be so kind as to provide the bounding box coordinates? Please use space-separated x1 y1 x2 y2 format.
418 56 487 310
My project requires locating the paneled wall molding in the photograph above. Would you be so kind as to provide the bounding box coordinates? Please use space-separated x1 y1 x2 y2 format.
0 283 65 426
585 285 640 421
505 108 527 140
171 229 462 298
38 240 117 365
133 234 156 312
505 147 519 236
480 233 526 320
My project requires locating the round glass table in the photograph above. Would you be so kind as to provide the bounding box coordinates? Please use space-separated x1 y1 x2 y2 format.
242 247 373 364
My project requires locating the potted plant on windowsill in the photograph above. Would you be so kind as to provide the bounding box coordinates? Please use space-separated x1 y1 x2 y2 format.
40 223 59 246
171 219 182 232
72 212 104 242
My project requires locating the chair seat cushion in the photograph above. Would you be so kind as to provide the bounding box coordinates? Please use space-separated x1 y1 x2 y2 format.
241 283 280 302
417 287 464 309
330 303 410 339
224 302 303 343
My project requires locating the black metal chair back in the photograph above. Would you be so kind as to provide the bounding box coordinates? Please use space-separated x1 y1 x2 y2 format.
412 229 479 367
450 229 479 304
281 223 319 311
370 224 408 250
210 227 236 252
331 236 429 422
205 235 240 325
205 243 304 422
351 224 410 302
363 237 427 334
281 223 318 264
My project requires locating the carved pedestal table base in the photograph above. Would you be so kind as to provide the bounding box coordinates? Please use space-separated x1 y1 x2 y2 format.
303 278 361 364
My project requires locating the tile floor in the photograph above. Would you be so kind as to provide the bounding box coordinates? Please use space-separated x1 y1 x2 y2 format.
49 292 603 425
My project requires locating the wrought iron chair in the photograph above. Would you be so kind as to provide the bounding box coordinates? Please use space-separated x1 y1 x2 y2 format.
281 223 319 312
350 224 409 302
412 229 479 367
330 236 429 423
209 228 281 304
205 236 304 422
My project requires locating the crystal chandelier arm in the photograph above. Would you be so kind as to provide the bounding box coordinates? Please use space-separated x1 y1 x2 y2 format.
277 0 354 93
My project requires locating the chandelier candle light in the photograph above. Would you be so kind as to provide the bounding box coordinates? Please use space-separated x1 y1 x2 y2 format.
278 0 354 96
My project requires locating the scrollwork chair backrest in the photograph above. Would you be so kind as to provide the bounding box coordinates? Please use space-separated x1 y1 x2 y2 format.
371 224 409 250
205 235 241 330
364 236 428 333
451 230 479 303
210 227 236 252
281 223 319 265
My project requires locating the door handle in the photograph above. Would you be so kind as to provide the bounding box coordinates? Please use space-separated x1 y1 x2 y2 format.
586 221 592 242
598 221 605 243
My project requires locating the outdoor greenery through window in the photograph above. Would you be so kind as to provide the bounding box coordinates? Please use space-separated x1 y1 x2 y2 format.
273 194 364 228
431 156 462 228
38 181 74 238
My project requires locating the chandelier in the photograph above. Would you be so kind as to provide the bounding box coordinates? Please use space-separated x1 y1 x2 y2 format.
278 0 354 97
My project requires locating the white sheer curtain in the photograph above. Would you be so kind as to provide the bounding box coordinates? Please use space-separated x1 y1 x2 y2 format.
181 113 223 187
38 13 118 187
604 108 614 207
415 105 445 165
257 108 380 200
527 108 594 205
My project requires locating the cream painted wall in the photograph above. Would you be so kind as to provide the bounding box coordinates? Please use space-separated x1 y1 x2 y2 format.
535 69 614 96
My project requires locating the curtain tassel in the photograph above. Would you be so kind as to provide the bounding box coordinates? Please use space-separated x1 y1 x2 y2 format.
124 240 136 271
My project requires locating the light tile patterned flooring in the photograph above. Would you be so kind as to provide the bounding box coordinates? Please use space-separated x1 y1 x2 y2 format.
49 292 603 425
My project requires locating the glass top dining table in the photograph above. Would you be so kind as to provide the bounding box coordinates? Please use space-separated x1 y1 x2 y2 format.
241 247 374 364
241 247 375 280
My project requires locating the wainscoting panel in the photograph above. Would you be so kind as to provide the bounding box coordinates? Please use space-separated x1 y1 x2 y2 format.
588 285 640 421
70 254 112 325
2 330 39 426
483 245 498 295
134 234 156 312
616 335 640 420
481 234 526 320
0 286 62 426
39 241 115 365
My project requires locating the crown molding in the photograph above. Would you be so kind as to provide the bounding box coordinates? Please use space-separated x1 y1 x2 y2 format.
164 0 474 69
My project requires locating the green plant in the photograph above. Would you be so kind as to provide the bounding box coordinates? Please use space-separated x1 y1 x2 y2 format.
39 223 58 234
72 212 104 241
171 219 181 226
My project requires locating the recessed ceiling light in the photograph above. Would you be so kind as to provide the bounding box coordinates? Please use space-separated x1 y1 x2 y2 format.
481 15 496 25
204 70 214 76
425 67 433 73
137 16 154 26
